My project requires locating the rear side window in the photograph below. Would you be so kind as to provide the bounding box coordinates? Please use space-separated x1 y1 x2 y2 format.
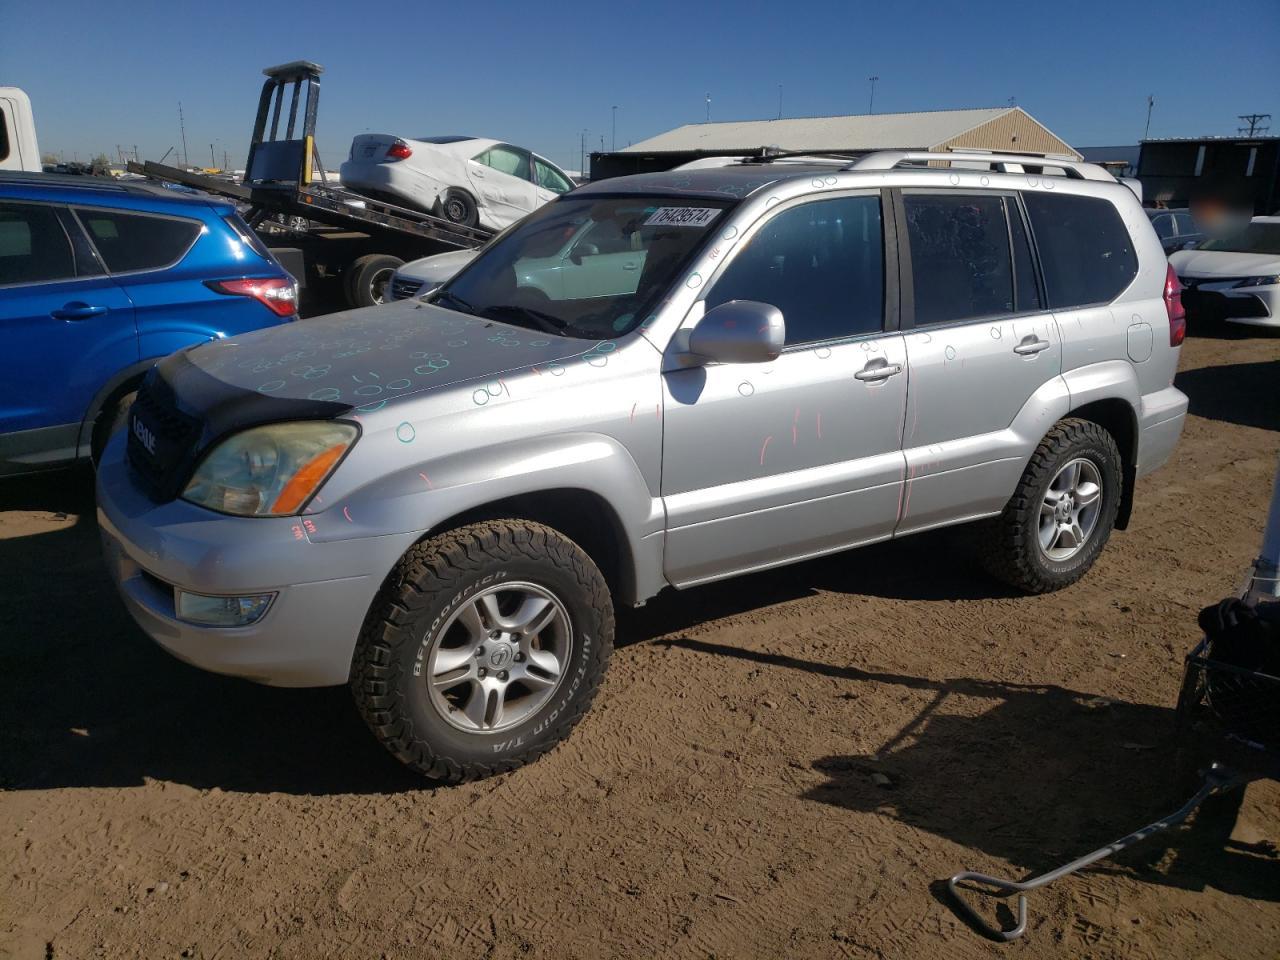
705 195 884 345
0 110 9 162
1023 193 1138 309
0 201 76 285
75 209 201 274
477 146 531 181
903 193 1014 325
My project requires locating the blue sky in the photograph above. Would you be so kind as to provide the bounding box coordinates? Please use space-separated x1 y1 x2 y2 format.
5 0 1278 172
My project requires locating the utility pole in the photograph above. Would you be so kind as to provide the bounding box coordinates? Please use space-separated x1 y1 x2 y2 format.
705 93 711 123
1143 95 1155 141
868 76 879 114
1238 113 1271 137
210 143 216 168
580 128 588 177
1007 95 1016 107
611 105 617 151
178 101 189 168
777 84 783 120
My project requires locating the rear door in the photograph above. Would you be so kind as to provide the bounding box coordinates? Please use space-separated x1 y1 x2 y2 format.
467 145 537 227
72 206 205 360
0 200 135 456
894 189 1060 535
661 191 908 586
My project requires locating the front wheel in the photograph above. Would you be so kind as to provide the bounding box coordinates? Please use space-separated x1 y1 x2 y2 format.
979 418 1122 593
351 520 614 783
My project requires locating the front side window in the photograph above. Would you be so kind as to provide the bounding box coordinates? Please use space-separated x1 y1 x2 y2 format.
1174 213 1200 236
437 196 729 339
903 193 1014 325
76 209 201 274
704 195 884 345
535 159 573 194
1151 214 1175 240
477 146 531 181
1023 193 1138 309
0 201 76 286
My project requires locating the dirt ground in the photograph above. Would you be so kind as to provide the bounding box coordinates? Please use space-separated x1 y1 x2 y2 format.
2 326 1278 960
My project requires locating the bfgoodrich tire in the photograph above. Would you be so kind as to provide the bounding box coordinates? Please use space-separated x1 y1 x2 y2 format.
980 418 1122 593
351 520 614 783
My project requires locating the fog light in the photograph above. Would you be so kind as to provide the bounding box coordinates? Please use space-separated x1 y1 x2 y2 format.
175 590 275 627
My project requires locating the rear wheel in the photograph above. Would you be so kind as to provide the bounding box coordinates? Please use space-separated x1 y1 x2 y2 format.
440 188 478 227
979 418 1122 593
344 253 403 308
351 520 614 783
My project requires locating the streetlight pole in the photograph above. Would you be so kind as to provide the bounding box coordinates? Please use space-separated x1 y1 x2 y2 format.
611 106 617 151
705 93 711 123
1143 95 1155 140
580 129 587 178
777 84 783 120
868 76 879 114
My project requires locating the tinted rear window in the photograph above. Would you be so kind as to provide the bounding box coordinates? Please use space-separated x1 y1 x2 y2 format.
76 209 201 273
1023 193 1137 309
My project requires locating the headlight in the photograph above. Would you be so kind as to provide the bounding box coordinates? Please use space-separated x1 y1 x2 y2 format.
1234 275 1280 288
182 421 357 517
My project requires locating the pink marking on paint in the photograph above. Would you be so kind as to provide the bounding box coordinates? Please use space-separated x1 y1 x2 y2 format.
655 404 661 420
532 366 542 376
419 472 433 489
630 403 637 423
816 411 823 439
902 465 915 518
292 524 305 541
303 518 317 535
792 408 799 446
343 506 353 523
759 435 772 465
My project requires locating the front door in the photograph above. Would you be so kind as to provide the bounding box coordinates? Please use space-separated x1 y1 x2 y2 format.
467 145 536 228
893 190 1061 534
660 192 907 586
0 200 136 462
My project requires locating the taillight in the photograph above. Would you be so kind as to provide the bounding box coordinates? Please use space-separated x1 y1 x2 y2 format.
385 140 413 161
1164 263 1186 347
206 277 298 318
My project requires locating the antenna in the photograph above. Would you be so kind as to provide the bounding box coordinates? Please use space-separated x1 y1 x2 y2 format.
868 76 879 114
1143 95 1155 141
1238 113 1271 137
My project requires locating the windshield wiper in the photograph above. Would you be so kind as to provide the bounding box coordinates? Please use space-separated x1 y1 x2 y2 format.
433 290 476 316
481 304 583 337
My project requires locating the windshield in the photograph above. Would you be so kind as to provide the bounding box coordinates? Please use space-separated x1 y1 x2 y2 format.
1196 221 1280 255
435 195 732 338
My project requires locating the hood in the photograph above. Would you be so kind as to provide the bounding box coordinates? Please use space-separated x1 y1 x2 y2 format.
1169 248 1280 278
186 299 599 411
399 249 479 284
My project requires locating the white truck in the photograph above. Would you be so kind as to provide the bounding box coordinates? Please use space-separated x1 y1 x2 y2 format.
0 87 40 172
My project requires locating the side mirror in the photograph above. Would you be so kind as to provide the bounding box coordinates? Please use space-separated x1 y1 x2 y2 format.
688 300 785 364
569 242 600 265
1181 240 1198 250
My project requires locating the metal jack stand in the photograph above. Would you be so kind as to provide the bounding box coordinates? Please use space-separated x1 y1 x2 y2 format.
946 764 1249 941
948 454 1280 942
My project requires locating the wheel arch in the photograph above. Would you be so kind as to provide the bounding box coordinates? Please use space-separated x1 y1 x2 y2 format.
421 488 638 606
76 357 157 457
1066 397 1139 531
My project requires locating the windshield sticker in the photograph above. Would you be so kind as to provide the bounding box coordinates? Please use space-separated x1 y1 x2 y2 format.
644 207 722 227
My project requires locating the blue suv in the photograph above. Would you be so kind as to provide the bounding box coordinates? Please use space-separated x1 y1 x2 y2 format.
0 172 297 476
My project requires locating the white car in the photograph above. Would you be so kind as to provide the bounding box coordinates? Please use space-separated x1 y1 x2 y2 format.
389 215 647 303
1169 216 1280 327
339 135 575 231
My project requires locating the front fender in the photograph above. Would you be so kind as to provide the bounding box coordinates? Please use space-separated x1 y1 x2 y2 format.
303 431 665 606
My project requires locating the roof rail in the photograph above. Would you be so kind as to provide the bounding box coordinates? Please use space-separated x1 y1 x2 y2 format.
846 150 1116 182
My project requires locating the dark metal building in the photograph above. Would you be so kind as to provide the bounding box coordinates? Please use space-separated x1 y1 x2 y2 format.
1138 137 1280 214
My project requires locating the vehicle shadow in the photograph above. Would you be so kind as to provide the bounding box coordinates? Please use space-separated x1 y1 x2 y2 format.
0 470 426 796
0 465 1024 796
1176 357 1280 432
662 636 1279 904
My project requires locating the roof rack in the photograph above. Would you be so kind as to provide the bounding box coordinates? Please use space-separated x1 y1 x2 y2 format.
845 150 1116 182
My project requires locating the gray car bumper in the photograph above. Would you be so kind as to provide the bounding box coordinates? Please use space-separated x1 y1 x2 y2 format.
1136 385 1189 477
96 439 417 687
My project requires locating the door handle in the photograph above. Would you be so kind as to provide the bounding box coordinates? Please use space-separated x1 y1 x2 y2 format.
622 262 638 270
1013 336 1051 356
854 360 903 382
51 302 108 321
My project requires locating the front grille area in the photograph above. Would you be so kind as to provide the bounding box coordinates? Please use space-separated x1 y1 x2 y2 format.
390 276 425 300
126 375 203 502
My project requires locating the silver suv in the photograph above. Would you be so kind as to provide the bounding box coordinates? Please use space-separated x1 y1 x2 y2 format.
98 150 1189 781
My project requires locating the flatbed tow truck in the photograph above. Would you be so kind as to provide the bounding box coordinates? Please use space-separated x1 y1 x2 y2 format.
128 61 495 311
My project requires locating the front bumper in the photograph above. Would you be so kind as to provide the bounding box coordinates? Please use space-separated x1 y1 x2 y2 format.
96 436 417 687
1180 278 1278 327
